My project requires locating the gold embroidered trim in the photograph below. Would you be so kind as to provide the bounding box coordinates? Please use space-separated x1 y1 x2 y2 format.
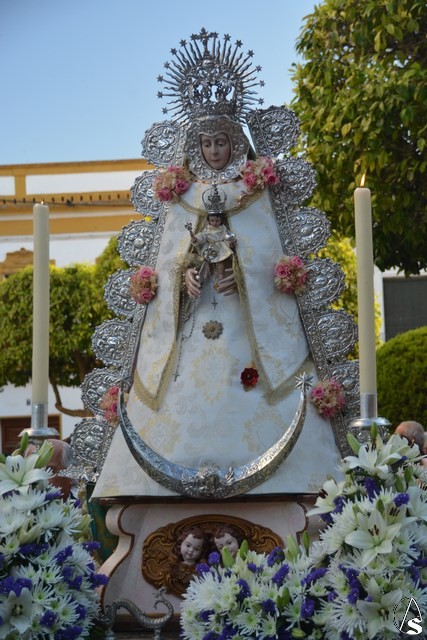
132 248 190 411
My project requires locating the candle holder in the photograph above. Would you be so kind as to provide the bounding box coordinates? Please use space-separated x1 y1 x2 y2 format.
20 402 59 448
348 392 391 443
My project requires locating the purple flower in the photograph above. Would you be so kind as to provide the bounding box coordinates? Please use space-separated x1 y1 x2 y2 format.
75 604 87 620
89 572 109 587
301 567 327 586
196 562 211 574
41 610 58 627
393 493 410 507
267 546 285 566
199 609 214 622
347 587 360 604
55 545 73 563
236 578 251 601
82 541 101 552
0 577 16 595
332 495 345 514
54 627 84 640
364 476 380 499
301 598 315 618
208 552 221 566
15 577 32 593
272 564 289 586
261 598 276 615
45 489 63 501
320 512 333 524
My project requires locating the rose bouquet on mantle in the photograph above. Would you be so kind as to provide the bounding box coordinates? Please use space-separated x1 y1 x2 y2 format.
180 427 427 640
0 438 108 640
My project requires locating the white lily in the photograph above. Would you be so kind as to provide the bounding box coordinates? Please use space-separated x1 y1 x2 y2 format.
0 454 50 496
407 485 427 522
345 509 401 565
308 478 345 516
357 578 402 639
342 444 389 479
0 587 39 635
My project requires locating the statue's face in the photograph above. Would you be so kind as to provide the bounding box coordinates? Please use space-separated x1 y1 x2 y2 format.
207 215 222 228
200 133 231 170
214 533 239 557
180 533 203 564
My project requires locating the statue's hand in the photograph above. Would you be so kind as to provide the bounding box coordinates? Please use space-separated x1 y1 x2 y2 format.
185 267 201 298
216 268 237 296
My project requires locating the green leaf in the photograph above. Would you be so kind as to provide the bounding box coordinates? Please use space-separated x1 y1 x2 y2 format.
221 547 235 569
347 433 361 454
238 539 249 560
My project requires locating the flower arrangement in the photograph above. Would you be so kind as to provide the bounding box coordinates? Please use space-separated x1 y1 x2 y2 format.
0 438 108 640
310 378 345 418
130 265 158 304
274 255 308 295
153 165 191 202
240 366 259 391
240 156 280 192
99 385 120 426
181 428 427 640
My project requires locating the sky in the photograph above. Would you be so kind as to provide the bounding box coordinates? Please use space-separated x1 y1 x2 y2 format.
1 0 319 166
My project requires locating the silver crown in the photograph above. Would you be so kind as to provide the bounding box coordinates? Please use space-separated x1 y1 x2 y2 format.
202 184 227 216
157 28 264 123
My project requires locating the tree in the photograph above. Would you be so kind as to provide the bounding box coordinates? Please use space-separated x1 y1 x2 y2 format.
377 326 427 426
0 236 127 417
0 264 102 416
291 0 427 275
319 231 382 353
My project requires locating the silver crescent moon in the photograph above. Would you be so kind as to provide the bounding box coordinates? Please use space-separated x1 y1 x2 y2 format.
118 373 312 499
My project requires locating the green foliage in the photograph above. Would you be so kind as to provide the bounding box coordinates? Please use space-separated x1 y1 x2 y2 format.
0 262 112 391
318 232 382 351
377 326 427 426
291 0 427 275
93 235 128 287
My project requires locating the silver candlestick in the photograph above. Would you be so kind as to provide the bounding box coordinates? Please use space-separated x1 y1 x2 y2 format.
348 392 391 443
20 402 59 447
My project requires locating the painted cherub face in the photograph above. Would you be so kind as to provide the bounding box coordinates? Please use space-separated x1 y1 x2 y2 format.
200 133 231 170
214 532 239 558
180 533 204 565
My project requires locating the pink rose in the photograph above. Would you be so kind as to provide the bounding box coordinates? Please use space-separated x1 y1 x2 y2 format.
174 179 190 194
157 188 173 202
311 387 325 399
243 173 259 190
136 266 154 280
274 263 291 278
137 266 155 279
289 256 304 268
266 172 280 185
139 289 156 303
167 165 182 173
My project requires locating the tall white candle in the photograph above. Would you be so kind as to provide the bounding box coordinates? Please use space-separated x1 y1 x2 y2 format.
32 203 50 405
354 179 377 396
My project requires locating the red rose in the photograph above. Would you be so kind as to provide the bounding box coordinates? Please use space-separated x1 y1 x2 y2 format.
240 367 259 390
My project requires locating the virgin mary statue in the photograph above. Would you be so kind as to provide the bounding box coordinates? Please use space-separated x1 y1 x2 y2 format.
87 29 359 501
